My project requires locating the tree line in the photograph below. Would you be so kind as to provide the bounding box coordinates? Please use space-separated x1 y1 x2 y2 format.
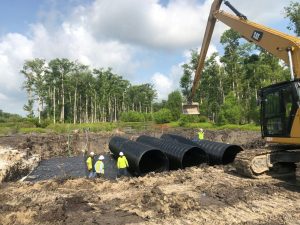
21 59 156 124
20 1 299 125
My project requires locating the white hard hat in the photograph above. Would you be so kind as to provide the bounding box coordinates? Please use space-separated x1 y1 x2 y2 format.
199 128 203 132
119 152 124 156
90 151 95 156
99 155 104 160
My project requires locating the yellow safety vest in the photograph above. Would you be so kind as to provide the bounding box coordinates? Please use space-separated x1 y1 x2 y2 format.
86 156 93 170
95 160 104 174
198 131 204 140
117 156 129 169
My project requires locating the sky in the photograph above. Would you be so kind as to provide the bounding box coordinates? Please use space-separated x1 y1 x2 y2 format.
0 0 295 116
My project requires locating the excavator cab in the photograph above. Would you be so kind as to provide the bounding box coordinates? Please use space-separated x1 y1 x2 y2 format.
182 102 200 115
260 80 300 140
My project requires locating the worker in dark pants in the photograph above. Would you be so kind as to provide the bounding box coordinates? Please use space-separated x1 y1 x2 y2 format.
95 155 105 178
117 152 129 177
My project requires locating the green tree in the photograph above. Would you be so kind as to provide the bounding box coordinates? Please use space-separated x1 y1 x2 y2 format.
21 58 47 121
180 50 198 100
284 1 300 36
153 108 172 124
217 92 242 125
166 90 182 121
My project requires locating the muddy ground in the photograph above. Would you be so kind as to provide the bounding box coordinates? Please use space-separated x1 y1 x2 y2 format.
0 128 299 225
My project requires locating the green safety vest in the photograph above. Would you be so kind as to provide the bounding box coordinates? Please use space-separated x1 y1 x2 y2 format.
117 156 129 169
198 131 204 140
95 160 104 174
86 156 93 170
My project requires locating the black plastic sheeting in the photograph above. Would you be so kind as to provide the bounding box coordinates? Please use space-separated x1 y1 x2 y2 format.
109 136 169 175
25 154 121 182
136 135 207 169
161 133 243 165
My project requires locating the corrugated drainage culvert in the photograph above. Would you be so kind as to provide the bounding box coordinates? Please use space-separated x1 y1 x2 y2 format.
109 136 169 175
161 133 243 165
136 135 207 170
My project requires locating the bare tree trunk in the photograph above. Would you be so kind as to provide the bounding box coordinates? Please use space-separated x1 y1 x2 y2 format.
79 94 82 124
94 92 97 123
73 88 77 124
60 74 65 123
108 96 112 122
85 95 88 123
102 106 105 122
53 86 56 124
114 96 117 122
139 101 142 113
47 86 51 119
38 95 41 124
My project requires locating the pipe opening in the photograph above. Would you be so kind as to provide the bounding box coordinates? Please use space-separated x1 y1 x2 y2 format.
139 150 169 174
182 147 207 168
222 146 242 164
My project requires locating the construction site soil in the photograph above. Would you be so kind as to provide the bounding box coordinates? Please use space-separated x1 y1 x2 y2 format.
0 128 299 225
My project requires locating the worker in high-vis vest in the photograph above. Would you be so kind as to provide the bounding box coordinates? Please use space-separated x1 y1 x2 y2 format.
117 152 129 177
198 128 204 140
95 155 105 178
86 151 96 178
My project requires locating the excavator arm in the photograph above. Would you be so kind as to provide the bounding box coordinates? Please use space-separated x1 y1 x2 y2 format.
189 0 300 105
185 0 300 178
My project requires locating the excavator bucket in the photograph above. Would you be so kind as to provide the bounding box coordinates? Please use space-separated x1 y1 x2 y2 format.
182 102 200 115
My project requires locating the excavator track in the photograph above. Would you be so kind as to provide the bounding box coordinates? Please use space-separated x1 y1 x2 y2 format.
233 148 298 178
233 149 271 178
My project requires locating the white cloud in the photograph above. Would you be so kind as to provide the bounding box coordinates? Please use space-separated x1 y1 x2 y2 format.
151 72 173 100
151 61 184 101
0 0 292 114
0 93 8 101
82 0 213 49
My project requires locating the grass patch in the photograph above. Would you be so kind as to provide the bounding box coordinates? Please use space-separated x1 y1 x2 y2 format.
169 121 259 131
0 120 259 135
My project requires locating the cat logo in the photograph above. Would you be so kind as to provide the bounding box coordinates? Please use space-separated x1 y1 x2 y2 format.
251 30 263 41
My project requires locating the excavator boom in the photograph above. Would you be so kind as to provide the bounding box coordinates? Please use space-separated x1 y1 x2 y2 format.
184 0 300 115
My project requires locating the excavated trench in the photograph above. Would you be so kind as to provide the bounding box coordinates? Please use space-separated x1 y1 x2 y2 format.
0 130 268 183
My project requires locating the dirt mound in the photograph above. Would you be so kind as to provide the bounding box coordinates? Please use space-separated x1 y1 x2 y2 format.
0 147 40 182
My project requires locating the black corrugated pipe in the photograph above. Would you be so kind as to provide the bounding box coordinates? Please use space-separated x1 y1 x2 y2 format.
160 134 243 165
109 136 169 175
136 135 207 169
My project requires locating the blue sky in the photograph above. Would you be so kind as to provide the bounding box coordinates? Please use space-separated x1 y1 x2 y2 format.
0 0 295 115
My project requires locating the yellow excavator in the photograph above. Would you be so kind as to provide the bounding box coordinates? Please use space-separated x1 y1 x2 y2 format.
184 0 300 178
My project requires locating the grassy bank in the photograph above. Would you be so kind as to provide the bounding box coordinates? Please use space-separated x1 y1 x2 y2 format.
169 122 260 131
0 120 260 135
